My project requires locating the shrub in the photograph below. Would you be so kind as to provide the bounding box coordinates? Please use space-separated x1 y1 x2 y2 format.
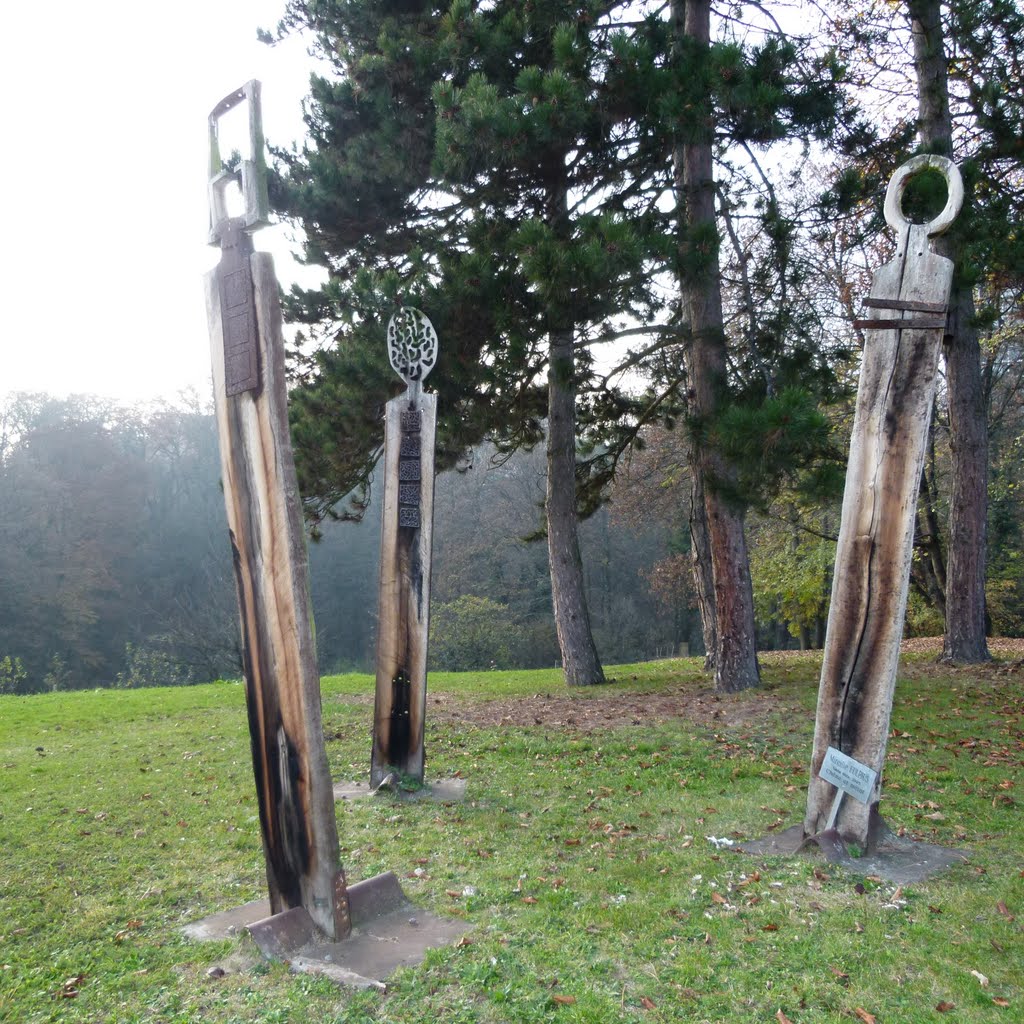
0 655 28 695
115 640 195 689
429 595 528 671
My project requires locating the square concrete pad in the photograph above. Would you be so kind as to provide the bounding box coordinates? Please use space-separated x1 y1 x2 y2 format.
183 872 469 989
333 777 467 803
739 823 970 885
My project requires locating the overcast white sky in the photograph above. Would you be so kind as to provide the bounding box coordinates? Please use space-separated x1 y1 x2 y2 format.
0 1 324 405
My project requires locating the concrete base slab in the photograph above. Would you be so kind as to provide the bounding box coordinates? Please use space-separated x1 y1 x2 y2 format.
182 898 271 941
739 823 970 885
182 872 469 989
333 777 467 803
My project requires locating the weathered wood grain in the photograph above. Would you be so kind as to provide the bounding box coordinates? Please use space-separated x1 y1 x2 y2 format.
805 213 954 847
206 253 348 939
371 392 436 787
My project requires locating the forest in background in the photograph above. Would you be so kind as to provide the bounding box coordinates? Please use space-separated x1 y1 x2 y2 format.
1 365 1022 695
0 393 692 694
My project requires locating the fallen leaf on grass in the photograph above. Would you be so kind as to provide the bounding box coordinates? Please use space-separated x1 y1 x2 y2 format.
996 901 1014 921
829 966 849 985
521 896 538 905
970 970 989 987
454 936 473 948
992 997 1010 1007
936 1001 955 1012
639 996 656 1010
552 994 576 1005
776 1010 794 1024
762 923 779 932
710 891 727 905
854 1008 877 1024
59 974 85 999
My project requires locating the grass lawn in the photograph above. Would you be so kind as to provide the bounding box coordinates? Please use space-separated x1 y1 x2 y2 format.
1 652 1021 1022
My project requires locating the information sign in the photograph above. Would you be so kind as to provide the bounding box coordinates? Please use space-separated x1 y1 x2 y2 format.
819 746 877 804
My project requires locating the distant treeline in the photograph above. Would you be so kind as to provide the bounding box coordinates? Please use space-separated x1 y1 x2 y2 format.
0 394 697 694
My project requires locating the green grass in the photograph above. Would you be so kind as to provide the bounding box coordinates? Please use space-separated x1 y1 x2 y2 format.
1 656 1021 1022
321 656 700 700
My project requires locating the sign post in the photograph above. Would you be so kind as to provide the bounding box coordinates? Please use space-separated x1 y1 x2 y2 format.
818 747 879 831
804 155 963 850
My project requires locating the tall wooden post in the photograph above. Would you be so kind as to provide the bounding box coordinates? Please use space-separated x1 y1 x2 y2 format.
204 82 349 940
805 156 963 850
371 309 438 788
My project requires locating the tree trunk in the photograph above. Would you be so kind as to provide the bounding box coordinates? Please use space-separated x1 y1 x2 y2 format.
547 325 605 686
688 455 717 671
673 0 759 693
544 176 605 688
943 296 990 659
913 430 948 617
907 0 990 662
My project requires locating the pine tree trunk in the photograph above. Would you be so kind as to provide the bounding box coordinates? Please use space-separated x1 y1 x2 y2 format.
544 173 605 688
674 0 759 693
943 294 990 660
688 450 717 671
907 0 990 662
914 433 948 617
547 324 605 686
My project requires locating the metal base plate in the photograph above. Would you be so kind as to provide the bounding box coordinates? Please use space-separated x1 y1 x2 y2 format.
183 872 469 989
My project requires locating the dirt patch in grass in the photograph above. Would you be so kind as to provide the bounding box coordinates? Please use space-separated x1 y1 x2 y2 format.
900 635 1024 658
424 638 1024 732
336 638 1024 735
423 681 801 733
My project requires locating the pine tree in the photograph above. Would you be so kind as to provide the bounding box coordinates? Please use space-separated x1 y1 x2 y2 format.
272 0 848 690
656 0 847 690
906 0 990 663
273 0 666 684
